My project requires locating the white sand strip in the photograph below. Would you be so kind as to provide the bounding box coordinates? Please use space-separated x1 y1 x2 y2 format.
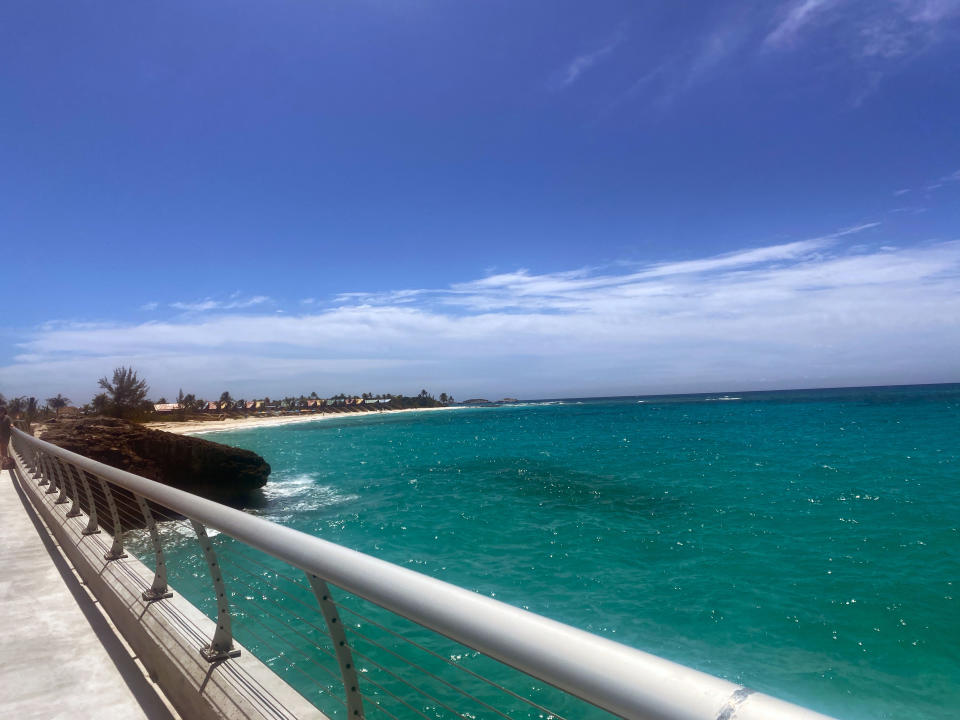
145 405 465 436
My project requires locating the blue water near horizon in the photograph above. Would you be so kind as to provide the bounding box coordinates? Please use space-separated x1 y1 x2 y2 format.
152 384 959 719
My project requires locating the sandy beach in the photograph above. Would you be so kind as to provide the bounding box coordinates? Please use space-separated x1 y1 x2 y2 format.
145 405 463 435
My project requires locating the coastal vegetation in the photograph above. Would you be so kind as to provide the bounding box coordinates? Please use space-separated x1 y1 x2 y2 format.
2 367 456 425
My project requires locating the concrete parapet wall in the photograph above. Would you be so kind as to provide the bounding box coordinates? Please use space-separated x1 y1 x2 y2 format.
14 464 327 720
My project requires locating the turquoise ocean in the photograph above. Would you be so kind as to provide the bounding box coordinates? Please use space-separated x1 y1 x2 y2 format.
144 384 959 720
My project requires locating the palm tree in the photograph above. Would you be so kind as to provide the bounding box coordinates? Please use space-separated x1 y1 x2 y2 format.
91 393 109 414
46 394 71 417
19 397 40 421
7 396 25 416
98 367 149 416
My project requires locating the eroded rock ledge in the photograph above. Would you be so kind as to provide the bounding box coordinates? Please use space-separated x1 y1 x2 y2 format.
40 417 270 508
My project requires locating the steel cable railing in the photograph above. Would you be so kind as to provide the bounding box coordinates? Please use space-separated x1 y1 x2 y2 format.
15 435 597 719
8 427 838 720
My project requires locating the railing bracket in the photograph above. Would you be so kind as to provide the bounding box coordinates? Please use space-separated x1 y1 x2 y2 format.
191 520 240 662
199 645 241 663
142 588 173 602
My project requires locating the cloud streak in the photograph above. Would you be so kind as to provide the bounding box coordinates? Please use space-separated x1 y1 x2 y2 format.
765 0 838 48
557 34 623 88
169 295 272 313
3 224 959 401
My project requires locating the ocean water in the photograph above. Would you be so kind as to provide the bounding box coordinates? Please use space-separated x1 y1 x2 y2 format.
143 385 960 719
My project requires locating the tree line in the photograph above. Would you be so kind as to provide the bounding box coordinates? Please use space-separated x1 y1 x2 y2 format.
2 366 455 422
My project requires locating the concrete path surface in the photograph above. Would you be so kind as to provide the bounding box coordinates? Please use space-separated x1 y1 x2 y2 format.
0 467 181 720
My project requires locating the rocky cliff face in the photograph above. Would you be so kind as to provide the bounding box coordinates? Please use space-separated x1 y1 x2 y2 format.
40 417 270 509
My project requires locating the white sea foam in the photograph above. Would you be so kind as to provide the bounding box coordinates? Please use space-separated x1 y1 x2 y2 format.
262 472 319 500
262 473 359 516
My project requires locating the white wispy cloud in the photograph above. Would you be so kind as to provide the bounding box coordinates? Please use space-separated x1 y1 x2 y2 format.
908 0 960 24
765 0 838 48
169 295 271 313
556 33 623 89
888 166 960 199
4 223 958 401
605 1 959 114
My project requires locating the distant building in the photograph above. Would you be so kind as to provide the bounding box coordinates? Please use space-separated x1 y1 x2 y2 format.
205 401 220 411
153 403 182 412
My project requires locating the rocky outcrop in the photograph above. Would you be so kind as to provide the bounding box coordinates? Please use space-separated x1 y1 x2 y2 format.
40 417 270 509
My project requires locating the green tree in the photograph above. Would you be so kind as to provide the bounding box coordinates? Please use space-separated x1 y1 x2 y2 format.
91 393 109 414
46 393 71 417
219 391 234 408
97 366 149 417
23 397 40 421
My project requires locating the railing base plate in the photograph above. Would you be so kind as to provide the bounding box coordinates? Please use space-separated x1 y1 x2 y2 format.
104 551 128 561
142 589 174 602
200 646 241 663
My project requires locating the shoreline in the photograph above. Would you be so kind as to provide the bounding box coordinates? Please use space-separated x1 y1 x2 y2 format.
145 405 464 436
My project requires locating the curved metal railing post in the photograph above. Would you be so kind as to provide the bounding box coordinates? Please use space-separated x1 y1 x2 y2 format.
190 520 240 662
96 475 128 560
35 446 50 486
135 493 173 602
53 456 71 505
28 444 41 480
63 462 83 518
74 468 101 535
307 574 365 719
42 454 60 495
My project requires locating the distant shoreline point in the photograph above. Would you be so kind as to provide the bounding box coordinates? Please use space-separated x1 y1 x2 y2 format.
146 404 465 436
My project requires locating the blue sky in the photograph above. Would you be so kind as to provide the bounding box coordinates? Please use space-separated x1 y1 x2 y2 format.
2 1 959 403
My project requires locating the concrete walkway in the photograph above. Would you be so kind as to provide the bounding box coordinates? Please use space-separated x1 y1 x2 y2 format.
0 467 180 720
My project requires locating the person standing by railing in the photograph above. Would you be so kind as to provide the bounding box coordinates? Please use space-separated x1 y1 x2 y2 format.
0 405 13 468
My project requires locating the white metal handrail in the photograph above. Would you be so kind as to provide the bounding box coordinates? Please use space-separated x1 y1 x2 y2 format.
9 427 836 720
